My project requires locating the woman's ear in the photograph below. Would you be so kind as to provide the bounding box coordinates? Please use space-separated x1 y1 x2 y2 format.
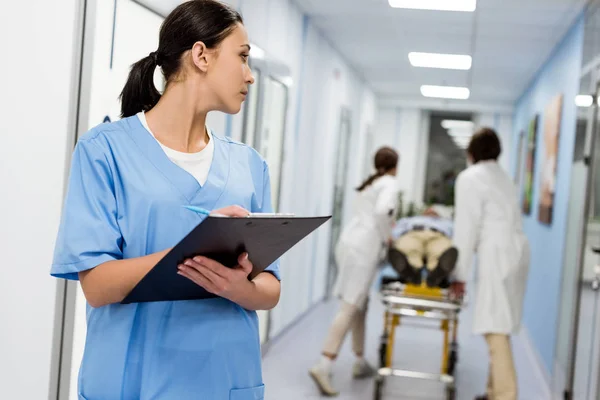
191 41 210 73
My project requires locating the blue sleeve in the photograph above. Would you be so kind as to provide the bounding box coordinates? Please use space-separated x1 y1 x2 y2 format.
253 161 281 281
50 138 123 281
392 218 409 239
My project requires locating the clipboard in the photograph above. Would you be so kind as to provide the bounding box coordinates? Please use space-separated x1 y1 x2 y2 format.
122 215 331 304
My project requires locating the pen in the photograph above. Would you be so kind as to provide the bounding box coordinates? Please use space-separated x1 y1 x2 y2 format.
183 205 212 216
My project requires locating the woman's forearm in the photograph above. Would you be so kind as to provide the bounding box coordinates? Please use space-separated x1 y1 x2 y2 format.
229 272 281 311
79 249 171 308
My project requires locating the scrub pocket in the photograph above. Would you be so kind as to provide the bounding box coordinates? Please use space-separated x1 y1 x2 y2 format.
229 384 265 400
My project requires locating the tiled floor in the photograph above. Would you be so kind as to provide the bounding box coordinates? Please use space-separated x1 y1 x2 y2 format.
262 268 549 400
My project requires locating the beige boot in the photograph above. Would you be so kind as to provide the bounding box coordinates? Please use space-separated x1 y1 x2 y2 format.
353 359 376 379
309 365 339 397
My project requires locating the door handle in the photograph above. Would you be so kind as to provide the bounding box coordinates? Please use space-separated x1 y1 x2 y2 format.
592 265 600 291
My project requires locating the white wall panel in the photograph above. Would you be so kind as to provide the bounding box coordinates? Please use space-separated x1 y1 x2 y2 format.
0 0 80 398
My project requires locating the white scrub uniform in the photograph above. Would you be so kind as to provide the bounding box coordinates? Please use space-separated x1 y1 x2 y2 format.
50 116 280 400
333 175 400 308
453 160 530 334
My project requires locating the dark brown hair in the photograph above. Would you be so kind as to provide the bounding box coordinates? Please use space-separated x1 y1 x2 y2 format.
357 147 399 192
467 127 502 163
119 0 243 118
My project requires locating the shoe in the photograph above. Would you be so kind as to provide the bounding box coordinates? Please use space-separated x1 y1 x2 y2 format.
426 247 458 288
309 365 339 397
388 248 422 285
353 359 376 379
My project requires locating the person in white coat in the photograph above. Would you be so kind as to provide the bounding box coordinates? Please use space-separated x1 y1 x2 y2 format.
451 128 530 400
309 147 400 397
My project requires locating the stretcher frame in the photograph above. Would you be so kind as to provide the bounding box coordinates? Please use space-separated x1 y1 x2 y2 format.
373 280 463 400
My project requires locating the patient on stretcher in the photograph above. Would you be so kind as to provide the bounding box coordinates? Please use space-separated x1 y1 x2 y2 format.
388 205 458 288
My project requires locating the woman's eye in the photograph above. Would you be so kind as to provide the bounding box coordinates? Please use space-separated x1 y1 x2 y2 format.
241 54 249 62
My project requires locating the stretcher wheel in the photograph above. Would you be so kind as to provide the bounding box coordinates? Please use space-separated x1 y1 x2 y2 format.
378 341 387 368
446 385 456 400
447 342 458 376
373 376 384 400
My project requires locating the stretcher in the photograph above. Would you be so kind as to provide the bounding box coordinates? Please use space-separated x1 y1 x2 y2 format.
373 277 463 400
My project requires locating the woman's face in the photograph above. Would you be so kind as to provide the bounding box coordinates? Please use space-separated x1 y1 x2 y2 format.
206 23 255 114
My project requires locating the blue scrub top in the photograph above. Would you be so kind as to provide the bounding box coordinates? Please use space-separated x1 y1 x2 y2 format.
51 116 280 400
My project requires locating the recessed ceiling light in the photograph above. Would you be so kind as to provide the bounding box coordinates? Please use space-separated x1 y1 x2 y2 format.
441 120 474 130
388 0 476 12
409 52 472 70
421 85 470 100
575 95 594 107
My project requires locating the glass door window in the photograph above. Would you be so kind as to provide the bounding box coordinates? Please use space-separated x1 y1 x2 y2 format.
240 67 290 345
326 108 353 295
256 77 288 211
242 68 261 147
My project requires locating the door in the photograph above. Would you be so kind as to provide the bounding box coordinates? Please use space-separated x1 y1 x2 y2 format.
241 67 261 150
568 79 600 399
326 108 353 296
254 77 288 211
240 65 290 345
363 125 375 179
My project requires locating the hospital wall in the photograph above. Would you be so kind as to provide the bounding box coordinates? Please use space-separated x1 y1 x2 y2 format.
0 0 80 399
512 15 584 379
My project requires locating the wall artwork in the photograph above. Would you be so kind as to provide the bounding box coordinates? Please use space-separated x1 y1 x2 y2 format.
538 94 564 225
514 129 525 185
522 115 539 215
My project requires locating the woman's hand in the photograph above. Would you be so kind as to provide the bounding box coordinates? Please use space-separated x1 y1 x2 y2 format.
178 253 254 302
450 281 466 300
178 252 280 310
211 205 249 217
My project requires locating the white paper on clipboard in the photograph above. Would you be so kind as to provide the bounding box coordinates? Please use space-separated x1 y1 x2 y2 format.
247 213 296 218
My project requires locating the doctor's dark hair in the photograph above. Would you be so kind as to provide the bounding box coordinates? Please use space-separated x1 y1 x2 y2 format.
356 147 399 192
467 127 502 163
119 0 243 118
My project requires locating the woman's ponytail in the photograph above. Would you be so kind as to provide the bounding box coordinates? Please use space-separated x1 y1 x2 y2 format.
119 52 162 118
356 146 399 192
356 171 385 192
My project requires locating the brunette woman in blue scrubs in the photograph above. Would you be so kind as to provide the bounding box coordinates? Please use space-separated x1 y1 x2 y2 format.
51 1 280 399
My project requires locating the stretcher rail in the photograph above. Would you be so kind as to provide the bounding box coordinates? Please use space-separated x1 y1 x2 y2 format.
373 280 463 400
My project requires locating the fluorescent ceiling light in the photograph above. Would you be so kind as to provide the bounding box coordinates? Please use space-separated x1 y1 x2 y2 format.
421 85 470 100
576 95 594 107
442 120 474 149
409 52 472 70
250 43 265 59
388 0 476 12
441 120 474 130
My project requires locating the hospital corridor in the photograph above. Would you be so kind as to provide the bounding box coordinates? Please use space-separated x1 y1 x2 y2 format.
6 0 600 399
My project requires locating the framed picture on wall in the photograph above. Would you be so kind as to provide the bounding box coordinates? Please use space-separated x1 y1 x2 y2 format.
538 94 564 225
522 115 539 215
514 129 525 184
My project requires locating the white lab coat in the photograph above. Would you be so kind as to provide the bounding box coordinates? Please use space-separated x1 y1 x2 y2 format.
453 161 530 335
333 175 400 308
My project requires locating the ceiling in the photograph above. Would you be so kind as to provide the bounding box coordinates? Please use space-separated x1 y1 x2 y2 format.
294 0 587 109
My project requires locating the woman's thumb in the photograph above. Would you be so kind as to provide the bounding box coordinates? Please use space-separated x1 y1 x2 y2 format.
238 252 253 274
